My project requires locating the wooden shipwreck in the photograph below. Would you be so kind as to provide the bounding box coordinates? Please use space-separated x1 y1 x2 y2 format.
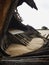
0 0 49 65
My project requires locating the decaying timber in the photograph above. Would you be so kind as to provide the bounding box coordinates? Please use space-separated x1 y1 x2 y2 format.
0 0 49 64
0 0 38 56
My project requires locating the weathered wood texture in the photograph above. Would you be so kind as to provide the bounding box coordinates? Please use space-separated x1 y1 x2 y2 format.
0 0 11 31
0 58 49 65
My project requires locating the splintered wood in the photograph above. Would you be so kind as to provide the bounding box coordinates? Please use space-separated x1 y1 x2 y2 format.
5 38 44 57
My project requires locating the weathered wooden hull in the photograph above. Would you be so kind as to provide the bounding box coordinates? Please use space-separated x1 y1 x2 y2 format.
0 56 49 65
0 0 11 31
0 0 49 65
